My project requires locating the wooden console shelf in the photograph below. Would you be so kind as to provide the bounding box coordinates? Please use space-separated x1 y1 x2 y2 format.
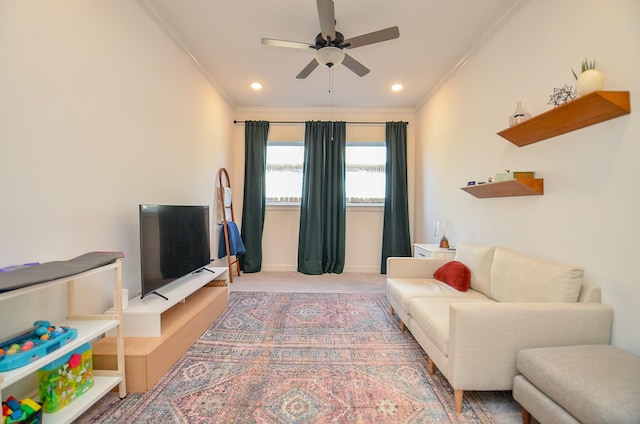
498 91 630 146
461 178 544 198
92 267 229 392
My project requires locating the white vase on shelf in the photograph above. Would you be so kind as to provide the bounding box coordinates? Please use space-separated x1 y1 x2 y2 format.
575 69 605 96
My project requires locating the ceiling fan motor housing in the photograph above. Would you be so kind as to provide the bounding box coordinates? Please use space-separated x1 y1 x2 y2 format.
314 31 346 68
314 31 346 49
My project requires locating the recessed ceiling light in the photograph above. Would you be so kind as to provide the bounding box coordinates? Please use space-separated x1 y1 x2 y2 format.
391 83 403 92
251 82 263 90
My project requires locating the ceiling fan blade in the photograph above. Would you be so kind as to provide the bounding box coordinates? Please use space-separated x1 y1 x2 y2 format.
344 26 400 49
262 38 314 50
342 54 370 77
296 59 320 79
316 0 336 41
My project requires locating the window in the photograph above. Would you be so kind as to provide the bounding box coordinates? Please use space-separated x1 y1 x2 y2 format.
345 144 386 204
265 142 304 204
266 142 386 205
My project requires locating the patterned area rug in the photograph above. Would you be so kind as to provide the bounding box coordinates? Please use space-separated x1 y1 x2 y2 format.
78 292 498 423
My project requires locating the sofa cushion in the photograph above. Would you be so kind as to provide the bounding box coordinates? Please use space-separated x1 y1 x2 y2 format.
387 278 489 313
491 248 584 303
408 297 496 356
433 261 471 291
516 345 640 424
454 243 495 297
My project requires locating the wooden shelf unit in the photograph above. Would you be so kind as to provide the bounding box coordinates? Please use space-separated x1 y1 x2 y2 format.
92 267 229 392
461 178 544 198
498 91 630 146
0 260 126 424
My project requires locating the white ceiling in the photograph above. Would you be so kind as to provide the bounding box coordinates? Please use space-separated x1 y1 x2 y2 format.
139 0 525 109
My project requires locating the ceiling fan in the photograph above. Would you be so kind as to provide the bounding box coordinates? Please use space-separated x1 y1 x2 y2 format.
261 0 399 79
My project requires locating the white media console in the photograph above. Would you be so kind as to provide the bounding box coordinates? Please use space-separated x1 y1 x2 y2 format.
94 266 229 392
110 266 228 337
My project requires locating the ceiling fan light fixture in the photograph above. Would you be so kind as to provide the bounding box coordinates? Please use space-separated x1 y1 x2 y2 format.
315 47 345 68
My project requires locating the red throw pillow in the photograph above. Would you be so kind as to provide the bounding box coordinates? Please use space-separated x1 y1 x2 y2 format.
433 261 471 291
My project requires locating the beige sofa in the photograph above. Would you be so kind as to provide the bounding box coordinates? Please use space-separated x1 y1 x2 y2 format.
387 243 613 413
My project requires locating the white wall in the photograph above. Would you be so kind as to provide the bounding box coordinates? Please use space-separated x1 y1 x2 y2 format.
233 107 415 272
0 0 234 329
415 0 640 354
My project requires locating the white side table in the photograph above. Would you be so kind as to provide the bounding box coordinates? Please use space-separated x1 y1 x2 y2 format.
413 243 456 259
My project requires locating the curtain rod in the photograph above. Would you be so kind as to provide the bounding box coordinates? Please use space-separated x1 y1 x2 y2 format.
233 120 402 125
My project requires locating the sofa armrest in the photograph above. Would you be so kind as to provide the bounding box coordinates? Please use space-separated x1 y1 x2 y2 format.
386 257 450 279
447 302 613 390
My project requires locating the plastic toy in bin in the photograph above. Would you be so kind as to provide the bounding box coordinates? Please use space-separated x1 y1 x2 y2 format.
0 321 77 372
2 396 42 424
37 343 94 413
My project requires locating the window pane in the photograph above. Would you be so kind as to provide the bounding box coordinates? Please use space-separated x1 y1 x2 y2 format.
266 144 303 203
346 144 386 204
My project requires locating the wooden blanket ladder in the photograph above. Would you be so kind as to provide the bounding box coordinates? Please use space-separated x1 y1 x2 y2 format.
217 167 241 283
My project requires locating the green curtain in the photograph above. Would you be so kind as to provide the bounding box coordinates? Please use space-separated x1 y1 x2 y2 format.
381 121 411 274
240 120 270 273
297 121 346 275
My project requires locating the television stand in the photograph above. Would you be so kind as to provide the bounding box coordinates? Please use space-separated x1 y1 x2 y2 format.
92 266 228 392
115 267 228 337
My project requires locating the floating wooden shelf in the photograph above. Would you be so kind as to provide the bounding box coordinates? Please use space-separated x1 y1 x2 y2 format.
498 91 630 147
461 178 544 198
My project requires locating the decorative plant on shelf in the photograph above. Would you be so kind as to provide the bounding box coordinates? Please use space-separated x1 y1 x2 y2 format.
571 58 596 79
572 58 604 96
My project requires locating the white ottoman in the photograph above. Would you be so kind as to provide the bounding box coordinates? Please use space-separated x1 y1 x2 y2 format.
513 345 640 424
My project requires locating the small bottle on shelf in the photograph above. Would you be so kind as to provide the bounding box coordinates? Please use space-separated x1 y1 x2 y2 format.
509 101 530 126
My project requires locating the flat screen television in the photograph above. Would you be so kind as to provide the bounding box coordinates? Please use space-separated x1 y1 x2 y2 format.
139 204 211 299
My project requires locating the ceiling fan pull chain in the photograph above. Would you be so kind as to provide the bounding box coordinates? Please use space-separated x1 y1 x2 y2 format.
330 67 335 141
